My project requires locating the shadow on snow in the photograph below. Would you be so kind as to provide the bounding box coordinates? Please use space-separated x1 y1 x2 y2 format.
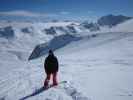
19 87 45 100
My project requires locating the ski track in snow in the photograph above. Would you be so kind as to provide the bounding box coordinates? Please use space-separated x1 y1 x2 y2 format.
62 82 90 100
19 81 90 100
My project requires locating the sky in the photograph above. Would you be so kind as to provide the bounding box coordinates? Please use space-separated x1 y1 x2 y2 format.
0 0 133 21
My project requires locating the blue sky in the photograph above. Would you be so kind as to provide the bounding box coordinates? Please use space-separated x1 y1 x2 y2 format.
0 0 133 21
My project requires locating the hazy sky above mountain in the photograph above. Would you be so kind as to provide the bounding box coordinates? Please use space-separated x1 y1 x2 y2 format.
0 0 133 21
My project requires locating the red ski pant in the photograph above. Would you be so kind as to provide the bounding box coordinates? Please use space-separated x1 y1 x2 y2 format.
44 72 58 86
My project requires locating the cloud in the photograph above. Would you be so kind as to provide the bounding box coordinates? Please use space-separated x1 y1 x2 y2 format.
0 10 58 18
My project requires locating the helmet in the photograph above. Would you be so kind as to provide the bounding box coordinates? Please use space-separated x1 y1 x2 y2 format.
49 49 53 55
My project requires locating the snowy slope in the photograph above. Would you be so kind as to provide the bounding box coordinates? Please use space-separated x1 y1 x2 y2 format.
0 20 133 100
99 19 133 33
111 19 133 32
56 32 133 100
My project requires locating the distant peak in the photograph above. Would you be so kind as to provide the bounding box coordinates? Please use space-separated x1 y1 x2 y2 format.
97 14 132 27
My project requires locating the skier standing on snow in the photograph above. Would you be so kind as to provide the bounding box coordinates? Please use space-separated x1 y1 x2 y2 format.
44 50 59 87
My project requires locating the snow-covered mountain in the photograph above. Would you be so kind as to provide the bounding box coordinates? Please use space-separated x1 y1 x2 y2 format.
97 14 132 27
0 14 132 41
79 14 132 32
0 15 133 100
80 22 100 32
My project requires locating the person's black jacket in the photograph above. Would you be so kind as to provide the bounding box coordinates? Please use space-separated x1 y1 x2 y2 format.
44 54 58 74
